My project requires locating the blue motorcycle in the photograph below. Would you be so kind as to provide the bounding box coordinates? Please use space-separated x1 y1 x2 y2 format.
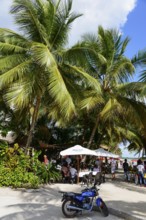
59 182 109 218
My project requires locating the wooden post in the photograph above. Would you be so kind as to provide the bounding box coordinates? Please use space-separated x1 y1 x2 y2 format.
77 156 80 184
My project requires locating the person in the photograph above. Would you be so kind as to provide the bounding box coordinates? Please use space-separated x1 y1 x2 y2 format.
61 162 70 183
69 164 77 183
143 161 146 187
123 159 129 181
81 163 88 171
93 164 99 172
65 156 72 165
111 158 116 180
95 157 102 172
137 159 144 186
43 155 49 165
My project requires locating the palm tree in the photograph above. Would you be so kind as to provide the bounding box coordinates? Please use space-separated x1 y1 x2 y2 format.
76 26 146 148
0 0 100 149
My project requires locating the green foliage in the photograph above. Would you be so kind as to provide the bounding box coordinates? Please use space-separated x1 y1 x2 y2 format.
0 143 60 188
0 165 40 188
0 143 40 188
36 162 61 184
1 0 146 155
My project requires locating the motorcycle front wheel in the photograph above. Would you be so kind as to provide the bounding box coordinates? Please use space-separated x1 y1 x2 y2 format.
62 199 78 218
99 200 109 217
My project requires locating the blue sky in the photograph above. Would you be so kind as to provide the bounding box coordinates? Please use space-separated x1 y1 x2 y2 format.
0 0 146 157
122 0 146 59
120 0 146 157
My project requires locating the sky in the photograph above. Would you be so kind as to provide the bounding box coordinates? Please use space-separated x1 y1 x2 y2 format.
0 0 146 158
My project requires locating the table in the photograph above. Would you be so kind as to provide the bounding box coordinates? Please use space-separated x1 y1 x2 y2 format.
79 171 98 177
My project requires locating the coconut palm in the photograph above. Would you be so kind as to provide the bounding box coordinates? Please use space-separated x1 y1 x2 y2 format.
0 0 101 149
75 26 146 148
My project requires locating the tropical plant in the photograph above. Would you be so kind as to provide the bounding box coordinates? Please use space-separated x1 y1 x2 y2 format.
72 26 146 149
36 162 61 184
0 141 61 187
0 0 100 150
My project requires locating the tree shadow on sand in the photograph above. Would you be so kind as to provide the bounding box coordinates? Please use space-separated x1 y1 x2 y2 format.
106 200 146 220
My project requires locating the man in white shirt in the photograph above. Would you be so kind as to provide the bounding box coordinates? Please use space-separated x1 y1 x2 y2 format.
70 165 77 183
70 166 77 177
95 157 102 172
137 160 144 186
111 158 116 180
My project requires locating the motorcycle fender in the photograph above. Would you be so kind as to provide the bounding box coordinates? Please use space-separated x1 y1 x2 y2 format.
62 195 73 202
96 197 102 207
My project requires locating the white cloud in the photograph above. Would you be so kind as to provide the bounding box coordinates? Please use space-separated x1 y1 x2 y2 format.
0 0 137 45
69 0 137 45
0 0 16 30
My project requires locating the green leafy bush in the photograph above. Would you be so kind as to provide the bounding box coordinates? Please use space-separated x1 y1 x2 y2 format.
36 162 61 184
0 142 61 188
0 165 40 188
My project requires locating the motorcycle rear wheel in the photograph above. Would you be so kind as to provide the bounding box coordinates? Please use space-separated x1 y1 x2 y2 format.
62 199 78 218
135 174 139 185
99 200 109 217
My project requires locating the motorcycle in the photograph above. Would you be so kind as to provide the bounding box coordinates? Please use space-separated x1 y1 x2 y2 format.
59 181 109 218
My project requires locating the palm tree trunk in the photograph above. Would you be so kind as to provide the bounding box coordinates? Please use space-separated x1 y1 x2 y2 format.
87 114 99 148
25 97 41 152
81 113 89 145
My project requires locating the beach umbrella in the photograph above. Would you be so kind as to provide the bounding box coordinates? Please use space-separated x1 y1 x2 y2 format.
95 148 119 158
107 151 119 159
60 145 97 183
60 145 97 156
95 148 111 157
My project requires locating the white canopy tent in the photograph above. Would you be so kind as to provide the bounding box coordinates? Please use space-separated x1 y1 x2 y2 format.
107 151 119 159
95 148 111 157
60 145 97 157
60 145 97 183
95 148 119 158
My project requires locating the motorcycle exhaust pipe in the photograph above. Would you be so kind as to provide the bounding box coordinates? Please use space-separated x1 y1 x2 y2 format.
67 205 84 211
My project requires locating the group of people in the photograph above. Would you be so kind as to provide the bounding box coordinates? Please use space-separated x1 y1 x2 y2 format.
60 156 104 183
123 159 146 186
61 162 77 183
60 155 119 183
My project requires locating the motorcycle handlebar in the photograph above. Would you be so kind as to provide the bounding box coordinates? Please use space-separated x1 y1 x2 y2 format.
81 183 100 192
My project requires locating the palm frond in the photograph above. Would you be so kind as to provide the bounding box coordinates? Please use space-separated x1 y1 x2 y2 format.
50 0 82 49
0 28 29 53
0 42 26 54
0 54 27 73
117 82 146 99
10 0 50 46
131 49 146 68
0 59 32 88
65 64 101 92
139 70 146 82
108 58 135 83
80 90 104 111
116 96 146 129
4 81 33 109
100 98 118 118
48 66 76 120
36 0 55 38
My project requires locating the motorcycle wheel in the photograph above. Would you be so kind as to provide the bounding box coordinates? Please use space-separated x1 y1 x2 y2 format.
62 199 78 218
99 200 109 217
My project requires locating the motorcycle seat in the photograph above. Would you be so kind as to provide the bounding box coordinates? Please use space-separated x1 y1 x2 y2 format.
58 191 81 196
